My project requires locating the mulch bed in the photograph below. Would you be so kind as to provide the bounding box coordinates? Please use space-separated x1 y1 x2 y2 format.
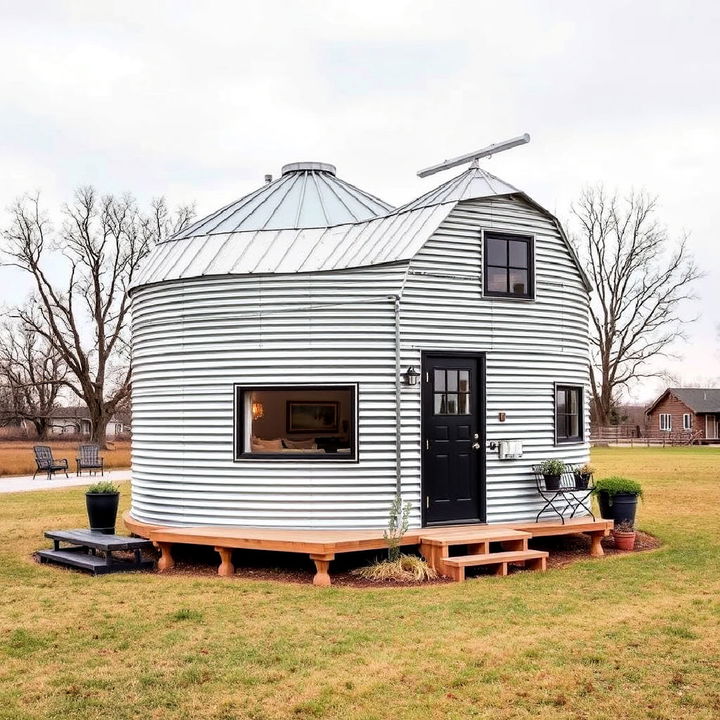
107 530 661 588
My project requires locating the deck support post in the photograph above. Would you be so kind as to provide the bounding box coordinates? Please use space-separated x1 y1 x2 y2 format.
589 532 605 557
154 541 175 571
309 553 335 587
214 547 235 577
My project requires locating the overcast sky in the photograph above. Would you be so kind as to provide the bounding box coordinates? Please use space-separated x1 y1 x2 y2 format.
0 0 717 402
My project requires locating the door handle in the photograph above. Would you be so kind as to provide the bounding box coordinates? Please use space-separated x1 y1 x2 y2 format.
472 442 480 450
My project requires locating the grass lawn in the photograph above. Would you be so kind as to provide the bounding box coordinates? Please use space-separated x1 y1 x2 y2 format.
0 440 130 477
0 446 718 720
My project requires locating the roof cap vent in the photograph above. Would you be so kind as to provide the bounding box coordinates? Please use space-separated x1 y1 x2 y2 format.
281 161 336 176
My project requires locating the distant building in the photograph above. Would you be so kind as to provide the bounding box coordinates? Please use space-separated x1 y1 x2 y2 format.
645 388 720 441
47 406 127 438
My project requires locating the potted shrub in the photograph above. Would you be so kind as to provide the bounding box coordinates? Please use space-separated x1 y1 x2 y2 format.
538 459 565 490
612 520 636 551
86 480 120 534
592 476 643 526
574 463 594 490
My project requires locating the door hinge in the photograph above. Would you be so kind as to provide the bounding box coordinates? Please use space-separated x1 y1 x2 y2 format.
425 371 430 382
426 496 430 509
425 438 430 450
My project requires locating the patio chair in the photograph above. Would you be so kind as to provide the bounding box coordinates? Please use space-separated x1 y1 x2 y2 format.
33 445 69 481
76 444 104 476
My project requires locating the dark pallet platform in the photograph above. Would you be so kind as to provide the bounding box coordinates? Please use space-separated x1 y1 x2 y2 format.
37 547 155 575
39 529 155 575
44 529 153 551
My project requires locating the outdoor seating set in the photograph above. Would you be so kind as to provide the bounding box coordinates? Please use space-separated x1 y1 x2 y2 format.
32 445 104 481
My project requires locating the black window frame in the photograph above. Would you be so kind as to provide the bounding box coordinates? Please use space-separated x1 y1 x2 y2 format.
483 231 535 299
233 383 359 462
554 383 584 445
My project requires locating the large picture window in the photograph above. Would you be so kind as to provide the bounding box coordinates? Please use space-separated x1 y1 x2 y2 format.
234 385 357 460
555 384 583 444
484 232 534 299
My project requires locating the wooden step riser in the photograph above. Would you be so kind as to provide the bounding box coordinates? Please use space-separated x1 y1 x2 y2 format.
443 556 547 582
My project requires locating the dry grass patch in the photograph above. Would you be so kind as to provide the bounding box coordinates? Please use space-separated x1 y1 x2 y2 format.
0 440 130 477
351 553 438 582
0 447 718 719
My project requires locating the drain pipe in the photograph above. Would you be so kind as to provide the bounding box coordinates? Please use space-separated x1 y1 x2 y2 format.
393 295 402 495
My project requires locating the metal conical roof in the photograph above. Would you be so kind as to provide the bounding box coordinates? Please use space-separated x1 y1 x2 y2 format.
393 165 519 213
173 162 393 238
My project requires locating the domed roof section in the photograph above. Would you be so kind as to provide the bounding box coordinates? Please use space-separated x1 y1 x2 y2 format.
173 162 393 238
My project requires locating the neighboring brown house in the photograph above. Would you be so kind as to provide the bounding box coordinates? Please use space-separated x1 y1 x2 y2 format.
645 388 720 442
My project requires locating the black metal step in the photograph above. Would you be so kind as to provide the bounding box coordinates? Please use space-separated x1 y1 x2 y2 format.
37 547 155 575
44 529 152 552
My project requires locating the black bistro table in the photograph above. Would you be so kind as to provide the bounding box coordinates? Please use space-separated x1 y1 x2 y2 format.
531 465 595 524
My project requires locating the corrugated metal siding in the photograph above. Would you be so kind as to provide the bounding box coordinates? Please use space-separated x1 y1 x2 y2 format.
130 193 590 529
398 196 590 524
130 266 409 529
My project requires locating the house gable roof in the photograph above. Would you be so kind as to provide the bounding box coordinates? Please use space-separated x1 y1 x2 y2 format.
646 387 720 414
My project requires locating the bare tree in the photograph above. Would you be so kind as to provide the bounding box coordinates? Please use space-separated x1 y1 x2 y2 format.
1 187 194 444
0 314 66 437
571 186 701 426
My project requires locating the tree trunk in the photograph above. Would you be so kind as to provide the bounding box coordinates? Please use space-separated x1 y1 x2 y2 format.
90 413 110 447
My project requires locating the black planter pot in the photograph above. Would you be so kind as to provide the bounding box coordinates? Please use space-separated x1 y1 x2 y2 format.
596 491 638 526
86 492 120 534
574 473 591 490
544 474 561 491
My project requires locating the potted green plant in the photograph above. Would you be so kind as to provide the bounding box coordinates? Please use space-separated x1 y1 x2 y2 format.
612 520 636 551
538 459 566 491
574 463 594 490
86 480 120 534
592 476 643 526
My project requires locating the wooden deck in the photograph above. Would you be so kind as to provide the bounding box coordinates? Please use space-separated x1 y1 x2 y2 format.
124 512 612 586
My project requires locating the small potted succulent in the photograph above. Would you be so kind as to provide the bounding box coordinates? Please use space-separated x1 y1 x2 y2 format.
538 459 566 491
86 480 120 534
592 476 643 526
574 463 594 490
612 520 636 551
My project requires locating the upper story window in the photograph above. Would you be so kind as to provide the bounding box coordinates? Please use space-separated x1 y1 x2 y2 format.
484 232 534 299
555 384 583 444
234 385 357 461
659 413 672 431
683 413 692 430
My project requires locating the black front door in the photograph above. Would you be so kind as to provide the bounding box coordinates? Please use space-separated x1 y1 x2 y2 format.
422 353 485 525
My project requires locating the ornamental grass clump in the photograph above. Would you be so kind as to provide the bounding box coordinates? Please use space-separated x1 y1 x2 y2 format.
352 554 438 582
352 495 437 582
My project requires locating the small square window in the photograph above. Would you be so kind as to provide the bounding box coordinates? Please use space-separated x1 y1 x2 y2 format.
484 233 534 299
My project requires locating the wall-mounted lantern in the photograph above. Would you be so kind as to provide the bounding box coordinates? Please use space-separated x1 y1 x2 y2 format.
402 366 420 386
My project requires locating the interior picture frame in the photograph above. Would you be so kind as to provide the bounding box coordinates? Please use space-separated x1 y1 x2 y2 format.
286 401 339 434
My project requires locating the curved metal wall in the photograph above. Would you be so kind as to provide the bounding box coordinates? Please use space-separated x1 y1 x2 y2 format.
130 195 590 529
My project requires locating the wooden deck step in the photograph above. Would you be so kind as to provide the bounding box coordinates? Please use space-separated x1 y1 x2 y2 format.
418 527 531 546
441 549 549 581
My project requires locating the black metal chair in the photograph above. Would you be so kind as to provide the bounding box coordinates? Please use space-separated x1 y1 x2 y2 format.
532 464 595 524
33 446 69 481
76 444 104 476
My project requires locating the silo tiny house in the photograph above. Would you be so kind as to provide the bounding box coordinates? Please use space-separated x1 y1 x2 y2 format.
126 141 611 584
